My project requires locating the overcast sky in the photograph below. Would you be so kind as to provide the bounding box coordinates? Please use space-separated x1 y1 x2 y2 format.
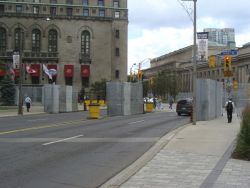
127 0 250 71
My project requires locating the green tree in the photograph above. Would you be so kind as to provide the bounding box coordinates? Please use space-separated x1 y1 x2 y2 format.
142 80 150 97
233 104 250 160
0 74 16 106
90 79 107 100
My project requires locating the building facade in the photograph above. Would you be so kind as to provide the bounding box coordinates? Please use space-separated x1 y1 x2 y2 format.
204 28 236 49
0 0 128 91
144 43 250 93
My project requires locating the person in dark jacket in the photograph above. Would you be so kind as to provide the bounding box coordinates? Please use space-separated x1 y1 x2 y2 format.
225 98 234 123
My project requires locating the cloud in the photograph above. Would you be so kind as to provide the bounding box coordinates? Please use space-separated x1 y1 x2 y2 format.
128 27 193 68
127 0 250 72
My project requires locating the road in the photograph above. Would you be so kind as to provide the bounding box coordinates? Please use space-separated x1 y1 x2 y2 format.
0 110 189 188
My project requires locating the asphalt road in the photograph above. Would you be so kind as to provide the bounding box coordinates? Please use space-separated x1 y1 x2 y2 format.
0 111 189 188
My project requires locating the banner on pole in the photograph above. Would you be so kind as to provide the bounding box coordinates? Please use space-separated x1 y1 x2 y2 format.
197 32 208 62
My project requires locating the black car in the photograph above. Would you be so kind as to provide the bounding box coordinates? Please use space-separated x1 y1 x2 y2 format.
176 98 193 116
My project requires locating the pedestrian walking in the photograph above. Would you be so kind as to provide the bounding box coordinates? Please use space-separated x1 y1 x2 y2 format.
169 97 174 109
153 97 157 109
225 98 234 123
24 96 32 112
157 97 162 110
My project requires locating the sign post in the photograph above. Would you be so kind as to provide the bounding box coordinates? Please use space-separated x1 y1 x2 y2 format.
13 51 23 115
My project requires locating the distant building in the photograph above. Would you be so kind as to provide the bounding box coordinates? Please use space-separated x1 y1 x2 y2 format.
143 44 250 92
0 0 128 91
203 28 236 49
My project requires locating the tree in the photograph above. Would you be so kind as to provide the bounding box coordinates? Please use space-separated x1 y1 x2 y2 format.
0 74 16 106
90 79 107 100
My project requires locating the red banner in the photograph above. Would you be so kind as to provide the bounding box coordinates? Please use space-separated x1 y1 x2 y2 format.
0 69 5 76
14 69 20 77
64 65 74 78
81 65 90 78
30 64 40 77
0 64 6 76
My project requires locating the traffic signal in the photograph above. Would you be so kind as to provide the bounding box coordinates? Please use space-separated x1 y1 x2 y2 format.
138 70 143 81
224 55 232 70
208 55 216 68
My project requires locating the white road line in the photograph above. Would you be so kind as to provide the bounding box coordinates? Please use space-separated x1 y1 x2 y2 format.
128 120 145 125
42 135 83 146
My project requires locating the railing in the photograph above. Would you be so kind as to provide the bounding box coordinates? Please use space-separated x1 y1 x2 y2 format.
0 51 58 60
0 6 128 20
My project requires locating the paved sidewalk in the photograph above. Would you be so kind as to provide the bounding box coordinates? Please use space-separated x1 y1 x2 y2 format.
103 112 250 188
0 105 45 117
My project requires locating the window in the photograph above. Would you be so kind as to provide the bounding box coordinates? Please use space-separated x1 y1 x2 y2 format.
0 5 4 13
32 29 41 52
98 0 104 6
66 0 73 4
82 0 88 6
115 47 119 56
115 29 119 38
113 0 119 8
81 30 90 56
114 11 120 18
115 70 119 79
33 6 39 14
16 5 22 13
14 28 24 51
83 8 89 16
0 27 6 51
50 7 56 16
48 29 57 52
99 9 105 17
66 7 73 16
50 0 57 3
33 0 40 3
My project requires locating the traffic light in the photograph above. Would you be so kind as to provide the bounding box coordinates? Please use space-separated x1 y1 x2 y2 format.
208 55 216 68
138 70 143 81
224 55 232 70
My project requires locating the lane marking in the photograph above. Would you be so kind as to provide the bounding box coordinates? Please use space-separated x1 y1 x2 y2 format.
42 135 83 146
0 119 86 136
128 120 145 125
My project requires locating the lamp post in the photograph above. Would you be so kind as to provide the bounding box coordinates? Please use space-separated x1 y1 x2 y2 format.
181 0 197 125
13 50 23 115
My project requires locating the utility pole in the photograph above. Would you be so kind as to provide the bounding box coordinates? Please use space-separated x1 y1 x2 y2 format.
18 52 23 115
192 0 197 125
180 0 197 125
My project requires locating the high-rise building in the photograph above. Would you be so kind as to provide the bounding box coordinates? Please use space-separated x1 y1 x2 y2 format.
0 0 128 91
203 28 235 49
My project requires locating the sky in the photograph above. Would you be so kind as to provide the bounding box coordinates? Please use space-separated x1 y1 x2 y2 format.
127 0 250 71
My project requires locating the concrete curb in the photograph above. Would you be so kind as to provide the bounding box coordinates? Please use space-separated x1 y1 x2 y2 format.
99 123 190 188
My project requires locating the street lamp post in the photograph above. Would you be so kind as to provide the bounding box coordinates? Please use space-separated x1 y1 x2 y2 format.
17 52 23 115
181 0 197 125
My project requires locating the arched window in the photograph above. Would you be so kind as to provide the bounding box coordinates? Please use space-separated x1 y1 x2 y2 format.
0 27 6 51
14 28 24 51
81 30 90 56
48 29 57 52
32 29 41 52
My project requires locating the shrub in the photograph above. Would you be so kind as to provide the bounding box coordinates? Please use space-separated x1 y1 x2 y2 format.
232 104 250 160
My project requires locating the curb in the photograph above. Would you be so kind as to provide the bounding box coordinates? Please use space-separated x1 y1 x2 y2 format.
99 123 190 188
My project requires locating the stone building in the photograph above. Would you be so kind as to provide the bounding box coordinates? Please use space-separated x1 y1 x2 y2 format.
143 43 250 92
0 0 128 91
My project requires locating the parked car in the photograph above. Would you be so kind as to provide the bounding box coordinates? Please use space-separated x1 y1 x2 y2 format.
176 98 193 116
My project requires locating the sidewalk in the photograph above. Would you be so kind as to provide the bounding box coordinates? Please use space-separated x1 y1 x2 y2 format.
103 112 250 188
0 105 45 117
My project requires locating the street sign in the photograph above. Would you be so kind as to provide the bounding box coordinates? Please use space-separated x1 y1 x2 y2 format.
220 49 238 56
13 54 20 69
